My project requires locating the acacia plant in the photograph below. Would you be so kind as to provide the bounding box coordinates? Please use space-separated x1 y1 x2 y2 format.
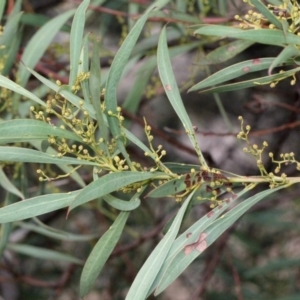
0 0 300 299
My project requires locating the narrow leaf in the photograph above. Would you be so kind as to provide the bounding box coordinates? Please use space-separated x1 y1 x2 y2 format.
8 243 83 264
80 191 142 296
0 191 81 223
154 186 284 294
125 191 196 300
18 9 76 87
157 26 206 166
250 0 283 30
268 44 300 74
105 10 150 162
194 26 300 47
0 167 24 199
203 40 254 65
69 0 90 89
78 34 91 103
69 172 162 212
0 119 83 144
18 221 98 241
89 39 108 139
0 75 46 107
103 194 140 211
189 57 295 92
0 147 96 166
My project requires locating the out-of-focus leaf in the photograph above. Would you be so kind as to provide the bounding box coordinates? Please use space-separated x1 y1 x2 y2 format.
0 193 17 257
17 221 98 241
245 258 300 278
147 0 172 11
0 147 97 166
1 27 22 76
202 40 254 65
0 75 46 107
18 9 76 87
20 13 70 31
0 1 5 20
157 26 206 166
0 12 22 54
0 190 81 223
8 243 83 264
0 168 24 199
125 190 196 300
194 26 300 46
0 119 83 144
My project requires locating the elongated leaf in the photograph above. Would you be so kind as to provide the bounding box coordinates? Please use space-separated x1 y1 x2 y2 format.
0 119 83 144
80 191 143 296
202 40 254 65
0 75 46 107
157 26 206 166
125 190 196 300
0 12 22 52
17 221 98 241
102 194 140 211
0 0 5 20
154 186 284 294
148 177 186 198
69 0 90 89
146 0 172 11
124 41 203 115
0 190 81 223
69 171 162 212
80 211 129 295
189 57 295 92
268 45 300 74
0 147 96 166
89 40 108 140
8 243 82 264
250 0 283 30
1 27 22 76
147 189 248 296
0 168 24 199
18 9 76 87
105 10 150 164
0 193 17 257
194 26 300 46
245 258 300 278
195 66 300 94
79 34 91 103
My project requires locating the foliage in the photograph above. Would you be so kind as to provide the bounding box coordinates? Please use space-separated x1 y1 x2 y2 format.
1 0 300 299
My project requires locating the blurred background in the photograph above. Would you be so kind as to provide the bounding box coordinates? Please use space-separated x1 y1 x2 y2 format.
1 0 300 299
